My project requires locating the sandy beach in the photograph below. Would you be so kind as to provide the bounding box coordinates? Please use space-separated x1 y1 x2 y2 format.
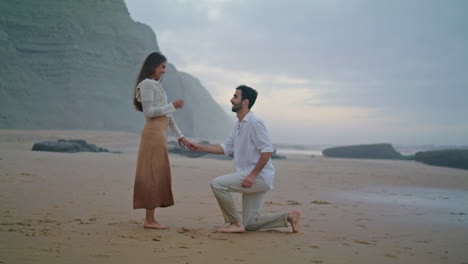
0 129 467 264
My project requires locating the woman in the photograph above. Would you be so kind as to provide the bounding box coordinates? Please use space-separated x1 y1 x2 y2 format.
133 52 187 229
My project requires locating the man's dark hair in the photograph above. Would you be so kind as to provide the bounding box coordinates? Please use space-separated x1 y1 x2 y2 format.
236 85 258 109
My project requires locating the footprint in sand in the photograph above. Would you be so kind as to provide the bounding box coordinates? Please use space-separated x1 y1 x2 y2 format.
119 235 138 239
416 240 431 243
311 200 333 205
265 201 283 206
95 254 111 259
208 233 229 240
265 200 303 206
177 227 199 239
354 240 371 245
177 227 191 234
286 200 303 205
355 218 371 223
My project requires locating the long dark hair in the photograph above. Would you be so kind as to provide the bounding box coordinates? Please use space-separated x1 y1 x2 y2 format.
133 52 167 111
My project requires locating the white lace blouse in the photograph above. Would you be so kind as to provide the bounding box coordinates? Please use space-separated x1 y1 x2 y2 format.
135 78 184 139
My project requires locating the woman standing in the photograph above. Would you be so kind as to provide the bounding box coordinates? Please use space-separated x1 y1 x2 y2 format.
133 52 187 229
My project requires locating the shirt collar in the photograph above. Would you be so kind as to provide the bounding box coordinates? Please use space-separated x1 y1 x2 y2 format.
240 111 253 123
146 78 161 84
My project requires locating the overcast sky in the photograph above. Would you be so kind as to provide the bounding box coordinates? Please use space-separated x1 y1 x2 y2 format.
124 0 468 146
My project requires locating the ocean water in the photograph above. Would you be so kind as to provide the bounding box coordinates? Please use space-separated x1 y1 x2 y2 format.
275 148 324 157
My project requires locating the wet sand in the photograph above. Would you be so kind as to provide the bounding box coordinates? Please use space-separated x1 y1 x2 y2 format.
1 129 467 263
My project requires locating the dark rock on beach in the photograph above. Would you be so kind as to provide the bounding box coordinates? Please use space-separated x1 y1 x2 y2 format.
410 149 468 170
322 143 404 160
32 139 112 153
272 149 287 160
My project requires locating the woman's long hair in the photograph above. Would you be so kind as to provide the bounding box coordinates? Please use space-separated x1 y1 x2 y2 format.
133 52 167 112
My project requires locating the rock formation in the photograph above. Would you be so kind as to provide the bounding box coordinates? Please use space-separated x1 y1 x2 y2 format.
411 149 468 170
0 0 232 140
322 143 404 160
32 139 111 153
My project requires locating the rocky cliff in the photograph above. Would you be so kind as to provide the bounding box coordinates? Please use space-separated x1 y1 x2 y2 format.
0 0 232 140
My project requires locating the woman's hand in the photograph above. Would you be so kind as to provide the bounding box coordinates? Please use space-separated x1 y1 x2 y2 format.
178 137 187 147
172 99 184 109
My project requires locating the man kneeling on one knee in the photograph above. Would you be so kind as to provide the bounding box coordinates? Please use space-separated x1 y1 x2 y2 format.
187 85 300 233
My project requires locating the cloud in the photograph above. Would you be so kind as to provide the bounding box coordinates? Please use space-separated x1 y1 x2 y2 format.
125 0 468 145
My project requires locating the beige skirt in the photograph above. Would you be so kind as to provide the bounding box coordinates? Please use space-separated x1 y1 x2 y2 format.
133 116 174 209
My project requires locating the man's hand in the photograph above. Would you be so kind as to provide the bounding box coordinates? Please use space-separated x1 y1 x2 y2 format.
186 142 224 154
242 173 256 188
186 141 200 151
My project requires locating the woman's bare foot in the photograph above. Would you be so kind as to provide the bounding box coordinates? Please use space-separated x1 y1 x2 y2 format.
287 210 301 233
216 223 246 233
144 221 169 229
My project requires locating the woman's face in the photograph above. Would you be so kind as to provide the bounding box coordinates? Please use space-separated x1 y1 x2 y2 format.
153 61 167 80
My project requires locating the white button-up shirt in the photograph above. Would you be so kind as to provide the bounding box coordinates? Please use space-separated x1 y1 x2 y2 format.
221 112 276 188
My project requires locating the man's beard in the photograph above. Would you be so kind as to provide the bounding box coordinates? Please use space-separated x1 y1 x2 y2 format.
231 103 242 112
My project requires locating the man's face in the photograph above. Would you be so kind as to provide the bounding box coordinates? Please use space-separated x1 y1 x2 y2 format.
230 89 244 112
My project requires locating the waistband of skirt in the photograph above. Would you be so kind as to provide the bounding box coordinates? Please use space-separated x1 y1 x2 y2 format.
146 115 169 121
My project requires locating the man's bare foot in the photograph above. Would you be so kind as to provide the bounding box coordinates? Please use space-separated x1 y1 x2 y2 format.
144 221 169 229
287 210 301 233
216 223 246 233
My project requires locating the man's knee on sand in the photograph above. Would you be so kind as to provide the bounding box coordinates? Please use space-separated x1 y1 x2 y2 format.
243 215 260 231
245 221 261 231
210 177 223 191
210 178 217 188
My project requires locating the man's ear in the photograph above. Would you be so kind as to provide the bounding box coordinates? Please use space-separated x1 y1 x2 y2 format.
243 99 249 107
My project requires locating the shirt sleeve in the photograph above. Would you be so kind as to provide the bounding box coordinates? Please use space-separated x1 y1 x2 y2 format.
139 81 176 118
168 114 184 139
251 120 274 153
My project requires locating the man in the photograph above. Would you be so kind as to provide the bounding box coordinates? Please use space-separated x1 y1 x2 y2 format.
187 85 300 233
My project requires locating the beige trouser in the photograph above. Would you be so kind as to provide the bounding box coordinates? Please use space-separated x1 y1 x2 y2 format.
210 171 288 231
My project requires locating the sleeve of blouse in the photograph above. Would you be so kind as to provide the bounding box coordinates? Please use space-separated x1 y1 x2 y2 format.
139 81 176 118
168 114 184 139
